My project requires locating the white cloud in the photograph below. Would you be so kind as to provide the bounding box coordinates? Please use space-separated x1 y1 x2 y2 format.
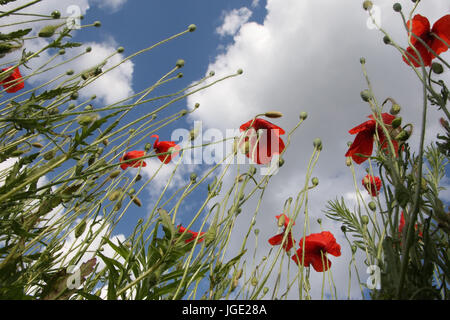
216 7 253 37
91 0 127 12
187 0 450 299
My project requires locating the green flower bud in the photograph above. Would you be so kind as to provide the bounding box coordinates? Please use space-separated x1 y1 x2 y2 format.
360 57 366 64
209 70 215 76
278 157 285 167
390 104 401 115
263 287 269 295
351 245 357 254
237 68 243 75
346 157 352 167
311 177 319 186
43 150 56 160
177 72 183 78
58 49 65 55
368 201 377 211
265 111 283 118
251 276 258 286
313 138 322 149
70 92 79 100
117 46 124 53
360 90 372 102
277 215 286 227
86 46 92 53
190 173 197 183
254 228 260 236
132 197 142 207
66 69 74 76
383 35 391 45
38 25 59 37
102 139 109 146
395 130 410 141
176 59 185 68
144 143 152 152
249 166 257 176
84 104 93 111
361 215 369 225
51 10 61 19
431 62 444 74
299 111 308 120
75 221 86 238
317 218 322 224
393 3 402 12
362 1 373 11
68 103 76 110
109 170 121 179
109 189 122 202
391 117 402 128
341 225 346 233
188 24 197 32
32 142 44 148
194 103 200 109
93 21 101 27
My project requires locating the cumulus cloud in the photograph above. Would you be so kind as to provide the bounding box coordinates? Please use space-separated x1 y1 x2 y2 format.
216 7 253 37
187 0 450 299
91 0 127 12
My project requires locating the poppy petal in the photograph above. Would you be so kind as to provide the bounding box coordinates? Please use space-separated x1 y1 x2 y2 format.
345 129 375 164
431 14 450 56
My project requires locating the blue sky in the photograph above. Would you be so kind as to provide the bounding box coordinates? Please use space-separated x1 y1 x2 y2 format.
1 0 450 299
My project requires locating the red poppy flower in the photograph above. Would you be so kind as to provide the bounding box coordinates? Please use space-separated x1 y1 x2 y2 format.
399 211 422 238
362 174 382 197
0 67 24 93
268 214 296 252
345 113 398 164
119 150 147 170
177 225 205 244
403 14 450 67
291 231 341 272
151 134 181 164
239 118 285 165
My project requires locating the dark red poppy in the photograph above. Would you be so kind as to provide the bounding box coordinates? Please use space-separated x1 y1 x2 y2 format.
362 174 382 197
151 134 181 164
291 231 341 272
268 214 296 252
177 225 205 244
403 14 450 67
345 113 398 164
0 67 24 93
239 118 285 165
119 150 147 170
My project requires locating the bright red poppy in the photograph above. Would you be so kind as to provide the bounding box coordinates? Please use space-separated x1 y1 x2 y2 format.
403 14 450 67
151 134 181 164
345 113 398 164
0 67 24 93
399 211 422 238
362 174 382 197
239 118 285 165
268 214 296 252
119 150 147 170
291 231 341 272
177 225 205 244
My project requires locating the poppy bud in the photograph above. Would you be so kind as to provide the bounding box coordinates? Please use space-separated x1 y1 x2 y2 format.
361 215 369 225
264 111 283 118
194 103 200 109
313 138 322 149
311 177 319 186
231 278 238 291
431 62 444 75
59 49 65 55
346 157 352 167
393 3 402 12
360 90 372 102
11 150 25 156
77 115 95 126
190 173 197 183
102 139 109 146
299 112 308 120
262 256 267 261
236 269 243 279
109 170 121 179
144 143 152 152
86 46 92 53
341 225 346 233
277 215 286 227
108 189 122 201
254 228 260 236
114 202 122 211
362 1 373 11
117 47 124 53
71 92 79 100
395 130 410 141
237 68 243 75
360 57 366 64
75 221 86 238
390 104 401 115
241 140 250 154
32 142 43 148
188 24 197 32
317 218 322 224
383 35 391 45
176 59 185 68
351 245 357 254
93 21 101 27
132 197 142 207
251 276 258 286
85 104 93 111
237 174 245 182
38 25 59 37
278 157 285 167
391 117 402 129
249 166 257 176
51 10 61 19
263 287 269 295
368 201 377 211
43 150 55 160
